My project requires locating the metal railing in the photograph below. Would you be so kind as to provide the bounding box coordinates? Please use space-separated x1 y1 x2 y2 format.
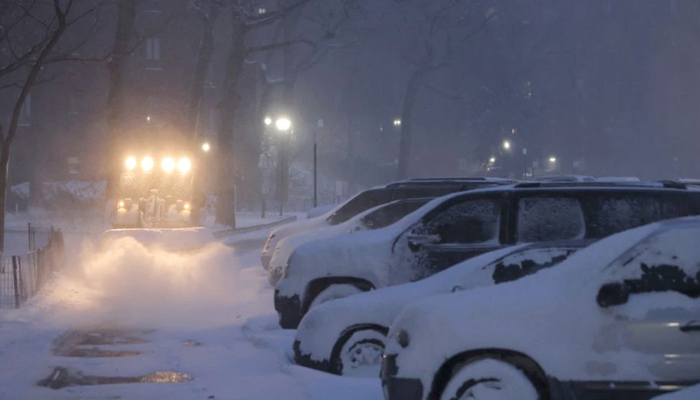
0 228 65 309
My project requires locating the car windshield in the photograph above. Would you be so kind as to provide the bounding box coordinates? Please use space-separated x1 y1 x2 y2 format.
359 198 430 230
326 189 394 225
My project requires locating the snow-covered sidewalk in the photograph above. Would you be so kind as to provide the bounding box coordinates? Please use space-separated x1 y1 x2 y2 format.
0 231 382 400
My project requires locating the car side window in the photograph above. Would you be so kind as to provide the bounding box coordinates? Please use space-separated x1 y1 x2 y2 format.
489 248 576 284
583 194 689 238
614 227 700 298
327 189 393 225
517 197 585 243
421 199 500 244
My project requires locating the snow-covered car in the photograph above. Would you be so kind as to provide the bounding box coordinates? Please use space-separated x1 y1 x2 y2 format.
652 384 700 400
260 178 511 270
294 240 591 376
275 181 700 329
268 198 432 286
381 217 700 400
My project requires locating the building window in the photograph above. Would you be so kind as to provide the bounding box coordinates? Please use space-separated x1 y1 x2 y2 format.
146 38 161 60
19 92 31 126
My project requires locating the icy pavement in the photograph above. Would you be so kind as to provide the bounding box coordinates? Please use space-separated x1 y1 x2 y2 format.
0 233 382 400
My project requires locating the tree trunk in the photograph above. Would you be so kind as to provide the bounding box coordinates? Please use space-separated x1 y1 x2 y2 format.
0 141 10 252
106 0 137 199
214 12 247 227
397 71 423 180
187 4 220 140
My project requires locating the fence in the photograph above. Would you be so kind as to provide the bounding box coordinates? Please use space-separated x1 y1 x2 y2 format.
212 215 298 239
0 228 65 309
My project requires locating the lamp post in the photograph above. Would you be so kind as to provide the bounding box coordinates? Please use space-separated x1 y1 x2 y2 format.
314 119 324 208
266 116 292 215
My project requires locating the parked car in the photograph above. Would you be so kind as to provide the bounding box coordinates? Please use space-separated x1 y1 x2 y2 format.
267 197 432 285
260 178 513 270
274 181 700 329
294 240 591 376
381 217 700 400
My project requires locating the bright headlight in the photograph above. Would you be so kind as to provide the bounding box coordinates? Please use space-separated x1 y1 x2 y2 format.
117 200 125 209
141 157 154 172
162 157 175 173
183 202 191 211
125 157 137 170
177 157 191 174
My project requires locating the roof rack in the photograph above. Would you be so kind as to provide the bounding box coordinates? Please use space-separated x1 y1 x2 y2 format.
514 181 688 190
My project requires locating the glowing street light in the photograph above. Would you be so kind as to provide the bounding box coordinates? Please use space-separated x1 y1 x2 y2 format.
549 156 557 163
275 117 292 132
264 116 272 126
393 119 402 127
202 142 211 152
503 140 511 150
489 157 496 163
161 157 175 173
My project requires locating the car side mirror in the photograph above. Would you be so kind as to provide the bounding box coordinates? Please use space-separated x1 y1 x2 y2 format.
407 234 441 251
597 282 629 308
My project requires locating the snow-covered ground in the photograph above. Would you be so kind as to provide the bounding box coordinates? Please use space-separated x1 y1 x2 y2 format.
0 228 382 400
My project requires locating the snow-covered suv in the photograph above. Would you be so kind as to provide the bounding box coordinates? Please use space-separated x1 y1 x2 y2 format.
381 217 700 400
294 240 591 376
274 182 700 329
260 178 512 270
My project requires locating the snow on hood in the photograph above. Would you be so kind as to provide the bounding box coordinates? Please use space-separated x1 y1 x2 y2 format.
652 385 700 400
307 204 337 219
261 214 331 259
295 246 524 361
387 222 665 383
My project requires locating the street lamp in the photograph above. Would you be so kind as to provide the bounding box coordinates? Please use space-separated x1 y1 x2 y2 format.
503 140 511 151
489 157 496 164
202 142 211 152
393 118 402 127
264 117 272 126
549 156 557 163
275 117 292 132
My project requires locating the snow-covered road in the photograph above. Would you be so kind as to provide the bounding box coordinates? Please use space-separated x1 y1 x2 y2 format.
0 232 383 400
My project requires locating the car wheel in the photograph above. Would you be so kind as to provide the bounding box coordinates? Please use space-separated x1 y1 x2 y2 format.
335 329 386 377
440 358 544 400
308 284 363 310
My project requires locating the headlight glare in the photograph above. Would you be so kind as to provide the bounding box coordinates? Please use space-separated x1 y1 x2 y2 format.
141 156 154 172
125 157 137 170
162 157 175 173
177 157 191 174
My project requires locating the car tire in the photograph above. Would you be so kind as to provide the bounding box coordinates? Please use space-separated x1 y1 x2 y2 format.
440 357 545 400
308 284 364 311
333 328 387 377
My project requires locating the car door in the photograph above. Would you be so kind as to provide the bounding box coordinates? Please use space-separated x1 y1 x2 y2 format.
594 225 700 393
393 195 506 281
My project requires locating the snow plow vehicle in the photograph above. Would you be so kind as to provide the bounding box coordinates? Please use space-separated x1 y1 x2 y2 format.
110 153 201 229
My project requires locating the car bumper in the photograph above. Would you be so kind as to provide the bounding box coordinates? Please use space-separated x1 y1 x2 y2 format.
274 290 302 329
381 354 423 400
261 254 272 270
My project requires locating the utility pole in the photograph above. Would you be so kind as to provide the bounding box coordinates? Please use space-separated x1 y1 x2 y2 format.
314 119 323 208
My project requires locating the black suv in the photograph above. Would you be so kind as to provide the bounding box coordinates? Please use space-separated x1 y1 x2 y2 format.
261 178 513 270
274 181 700 329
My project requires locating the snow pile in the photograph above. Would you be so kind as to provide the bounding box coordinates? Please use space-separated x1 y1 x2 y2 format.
101 228 215 252
52 237 267 329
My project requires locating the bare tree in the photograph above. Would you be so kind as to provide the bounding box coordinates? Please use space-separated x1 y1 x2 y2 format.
0 0 103 251
393 0 497 179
